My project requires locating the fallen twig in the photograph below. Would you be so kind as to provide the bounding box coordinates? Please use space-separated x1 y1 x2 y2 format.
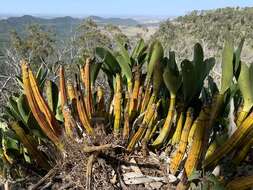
86 153 97 190
29 165 58 190
83 144 117 153
123 172 166 184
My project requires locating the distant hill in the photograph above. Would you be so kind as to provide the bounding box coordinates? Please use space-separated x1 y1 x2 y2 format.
0 15 139 49
153 7 253 63
0 15 139 36
0 15 80 39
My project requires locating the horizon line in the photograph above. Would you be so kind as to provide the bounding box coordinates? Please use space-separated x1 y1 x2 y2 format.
0 5 250 20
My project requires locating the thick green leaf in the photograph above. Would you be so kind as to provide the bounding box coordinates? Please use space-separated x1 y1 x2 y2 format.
250 64 253 89
201 87 211 104
168 52 178 71
207 175 226 190
207 76 219 96
45 80 59 114
116 37 132 66
55 93 64 122
7 96 23 122
36 65 48 88
135 52 148 67
17 94 30 124
4 136 19 151
153 59 163 95
237 62 253 111
4 106 16 120
147 40 164 80
192 43 204 95
96 47 120 74
193 57 215 104
115 54 132 82
131 38 146 60
0 128 19 156
191 43 215 99
233 84 243 111
90 61 102 86
188 170 202 181
23 147 31 163
193 43 204 74
234 37 245 77
163 57 182 96
202 58 215 82
221 37 234 94
40 71 48 88
181 59 196 104
27 112 41 131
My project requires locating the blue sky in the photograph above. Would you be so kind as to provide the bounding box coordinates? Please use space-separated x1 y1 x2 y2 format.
1 0 253 17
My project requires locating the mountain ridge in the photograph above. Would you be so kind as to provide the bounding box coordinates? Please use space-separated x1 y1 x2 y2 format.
0 15 139 26
0 15 141 47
